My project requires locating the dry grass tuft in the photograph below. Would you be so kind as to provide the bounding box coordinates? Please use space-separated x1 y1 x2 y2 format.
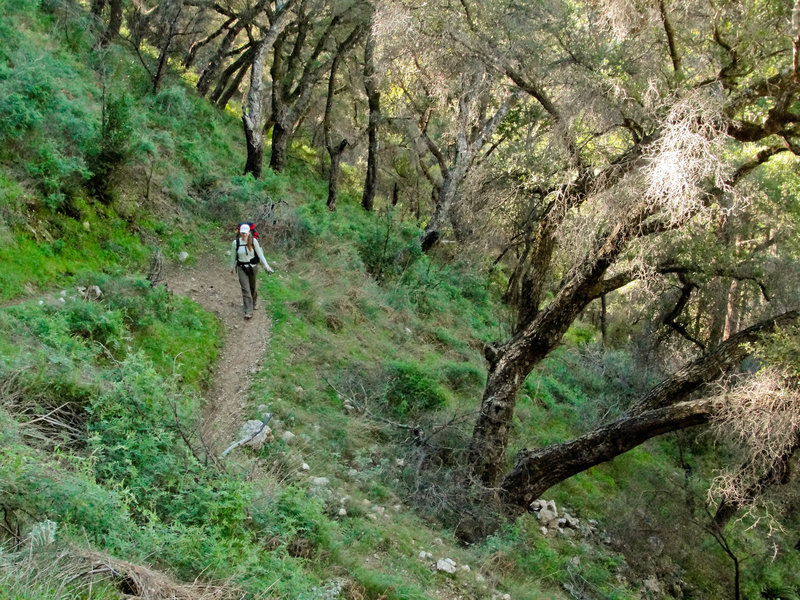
0 546 245 600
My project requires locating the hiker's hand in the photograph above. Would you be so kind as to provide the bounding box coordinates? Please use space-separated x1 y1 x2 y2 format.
230 268 235 274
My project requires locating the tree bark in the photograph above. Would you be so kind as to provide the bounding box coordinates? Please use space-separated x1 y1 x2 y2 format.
463 309 797 539
269 120 291 172
499 399 714 517
268 10 347 172
197 0 270 98
420 79 515 252
327 139 347 210
152 1 183 94
361 10 380 212
241 1 298 178
469 208 656 486
209 45 256 105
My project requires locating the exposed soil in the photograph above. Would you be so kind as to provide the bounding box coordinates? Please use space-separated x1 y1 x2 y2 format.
164 251 271 454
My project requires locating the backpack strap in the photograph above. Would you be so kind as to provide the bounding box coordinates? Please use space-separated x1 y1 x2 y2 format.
235 236 258 267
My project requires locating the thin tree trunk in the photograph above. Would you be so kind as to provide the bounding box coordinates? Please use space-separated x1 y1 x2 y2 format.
209 45 256 104
269 120 291 172
184 16 235 69
152 2 183 94
96 0 122 46
241 1 297 178
361 11 380 212
327 140 347 210
420 77 516 252
216 63 250 109
323 24 363 210
600 294 607 345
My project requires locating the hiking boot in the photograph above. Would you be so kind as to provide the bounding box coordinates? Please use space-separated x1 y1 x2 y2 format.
244 312 253 319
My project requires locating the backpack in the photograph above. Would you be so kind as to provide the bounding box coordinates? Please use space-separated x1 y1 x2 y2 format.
235 222 260 266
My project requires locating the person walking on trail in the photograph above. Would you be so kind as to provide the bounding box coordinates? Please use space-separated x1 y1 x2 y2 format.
230 223 273 319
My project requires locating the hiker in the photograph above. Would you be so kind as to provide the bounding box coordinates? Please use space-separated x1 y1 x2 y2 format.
230 223 274 319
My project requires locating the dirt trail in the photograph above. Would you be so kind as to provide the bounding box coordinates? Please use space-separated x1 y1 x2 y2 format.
164 251 271 453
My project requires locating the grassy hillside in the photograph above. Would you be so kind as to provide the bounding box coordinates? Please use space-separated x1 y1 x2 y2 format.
3 2 800 600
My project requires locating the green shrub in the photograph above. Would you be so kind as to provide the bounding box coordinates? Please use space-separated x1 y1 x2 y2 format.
440 361 484 393
384 361 447 418
87 93 135 202
0 443 134 544
356 210 422 282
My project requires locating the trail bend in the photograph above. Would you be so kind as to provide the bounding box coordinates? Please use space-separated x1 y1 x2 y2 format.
165 250 271 453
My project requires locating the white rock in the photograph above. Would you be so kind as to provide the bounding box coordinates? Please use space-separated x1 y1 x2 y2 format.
338 508 347 516
371 506 385 516
643 576 661 594
540 527 549 536
502 594 511 600
38 300 44 305
58 297 66 304
436 558 457 574
396 458 405 467
563 513 580 529
538 506 558 526
239 420 273 450
311 477 329 487
419 551 432 560
87 285 102 300
475 574 485 583
83 221 90 231
362 499 371 506
461 564 471 572
178 251 189 262
301 463 310 471
280 430 296 443
60 290 67 296
433 537 443 546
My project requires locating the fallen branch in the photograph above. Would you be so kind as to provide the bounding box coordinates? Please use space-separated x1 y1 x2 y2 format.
220 414 272 458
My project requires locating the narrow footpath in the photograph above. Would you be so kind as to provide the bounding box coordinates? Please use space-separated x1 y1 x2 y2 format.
164 251 271 453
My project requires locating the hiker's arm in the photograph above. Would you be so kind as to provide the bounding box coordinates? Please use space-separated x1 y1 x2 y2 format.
254 240 274 272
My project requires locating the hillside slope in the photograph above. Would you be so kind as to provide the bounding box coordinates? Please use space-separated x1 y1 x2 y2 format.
3 3 800 600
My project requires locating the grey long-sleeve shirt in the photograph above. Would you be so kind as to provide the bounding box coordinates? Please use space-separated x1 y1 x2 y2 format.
231 236 272 271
